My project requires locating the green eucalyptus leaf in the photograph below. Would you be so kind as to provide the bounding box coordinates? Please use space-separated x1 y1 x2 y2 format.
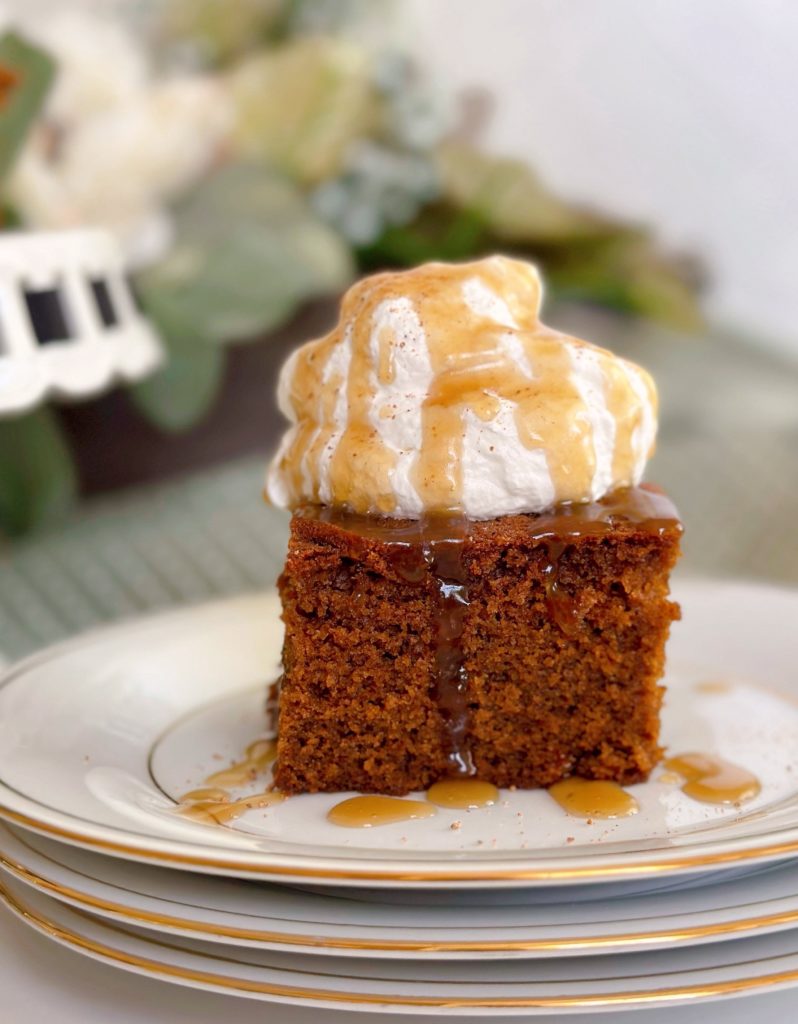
159 0 287 67
545 235 704 333
437 142 602 244
136 163 353 346
356 203 488 269
0 407 77 538
0 31 55 184
130 329 225 433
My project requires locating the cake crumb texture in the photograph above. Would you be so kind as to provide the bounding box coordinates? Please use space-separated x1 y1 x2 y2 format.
274 502 681 795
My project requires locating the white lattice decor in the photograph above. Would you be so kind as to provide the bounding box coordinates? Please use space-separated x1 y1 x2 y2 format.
0 228 162 416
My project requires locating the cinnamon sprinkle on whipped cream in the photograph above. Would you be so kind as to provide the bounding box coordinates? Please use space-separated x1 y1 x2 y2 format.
266 256 657 519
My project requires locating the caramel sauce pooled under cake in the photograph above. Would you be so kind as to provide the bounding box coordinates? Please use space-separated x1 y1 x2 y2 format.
265 257 682 795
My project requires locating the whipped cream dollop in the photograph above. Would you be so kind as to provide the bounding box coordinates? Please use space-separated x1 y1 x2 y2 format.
265 256 658 519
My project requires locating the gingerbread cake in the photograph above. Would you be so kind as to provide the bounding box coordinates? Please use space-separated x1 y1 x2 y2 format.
265 256 682 795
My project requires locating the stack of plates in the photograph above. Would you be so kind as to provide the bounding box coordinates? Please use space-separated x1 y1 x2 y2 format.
1 580 798 1017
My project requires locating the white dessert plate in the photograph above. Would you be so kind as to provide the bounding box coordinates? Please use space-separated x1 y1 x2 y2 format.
1 581 798 890
6 876 798 1016
5 823 798 959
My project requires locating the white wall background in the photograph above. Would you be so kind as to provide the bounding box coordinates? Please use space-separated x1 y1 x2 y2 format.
411 0 798 357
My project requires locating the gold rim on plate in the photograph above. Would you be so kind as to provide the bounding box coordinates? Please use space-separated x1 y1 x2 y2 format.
3 880 798 1009
5 842 798 954
3 802 798 883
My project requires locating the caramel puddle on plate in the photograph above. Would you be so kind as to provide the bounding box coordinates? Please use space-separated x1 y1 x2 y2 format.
548 778 639 819
176 738 282 826
327 796 437 828
695 680 732 695
179 787 229 803
426 779 499 809
664 752 761 805
204 739 277 788
179 791 285 825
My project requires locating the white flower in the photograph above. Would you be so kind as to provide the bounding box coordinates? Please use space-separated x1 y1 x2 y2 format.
6 9 233 264
31 9 150 122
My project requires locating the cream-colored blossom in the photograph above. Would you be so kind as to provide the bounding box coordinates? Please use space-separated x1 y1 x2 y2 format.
228 37 377 184
7 10 233 263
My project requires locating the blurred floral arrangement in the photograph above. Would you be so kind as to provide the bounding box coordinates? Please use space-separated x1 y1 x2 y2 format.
0 0 701 537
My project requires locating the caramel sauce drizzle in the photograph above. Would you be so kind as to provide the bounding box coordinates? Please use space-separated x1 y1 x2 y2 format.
276 258 658 514
427 779 499 809
179 791 285 826
179 787 229 803
548 778 640 819
526 484 682 636
423 515 473 775
327 795 437 828
306 505 475 774
203 739 276 788
176 739 281 827
664 753 761 805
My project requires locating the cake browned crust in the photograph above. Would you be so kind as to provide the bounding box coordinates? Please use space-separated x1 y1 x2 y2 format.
273 486 681 795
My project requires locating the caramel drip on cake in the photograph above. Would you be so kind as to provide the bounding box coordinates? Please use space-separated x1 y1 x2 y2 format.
528 485 682 635
421 514 473 775
274 259 657 514
312 506 475 775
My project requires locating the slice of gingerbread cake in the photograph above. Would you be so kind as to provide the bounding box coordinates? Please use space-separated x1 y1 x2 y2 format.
265 256 681 795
